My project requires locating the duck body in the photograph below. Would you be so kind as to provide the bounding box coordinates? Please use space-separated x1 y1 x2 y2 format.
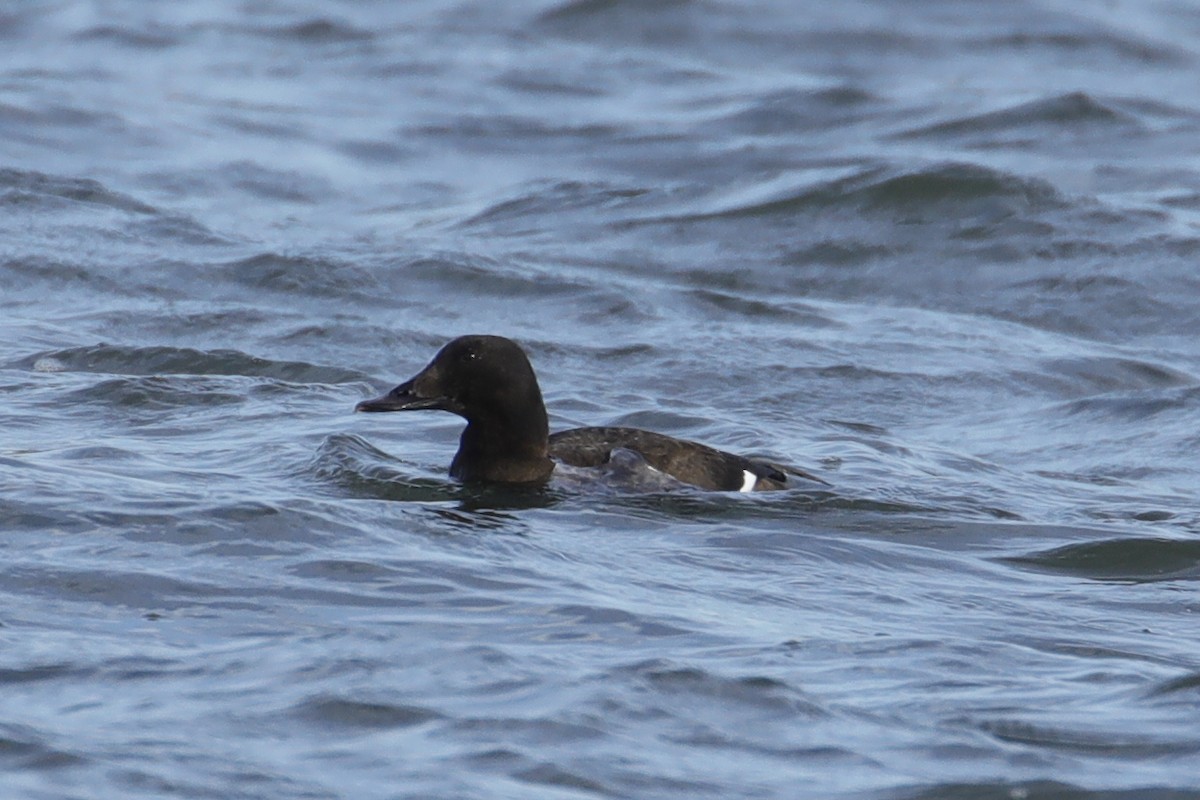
355 335 825 492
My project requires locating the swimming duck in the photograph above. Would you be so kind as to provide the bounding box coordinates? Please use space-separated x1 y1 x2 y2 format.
355 335 824 492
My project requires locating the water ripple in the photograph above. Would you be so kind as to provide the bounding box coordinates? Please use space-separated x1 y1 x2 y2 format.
1003 537 1200 583
14 343 366 383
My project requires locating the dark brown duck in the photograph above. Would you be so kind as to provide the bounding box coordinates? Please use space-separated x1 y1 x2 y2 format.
355 335 825 492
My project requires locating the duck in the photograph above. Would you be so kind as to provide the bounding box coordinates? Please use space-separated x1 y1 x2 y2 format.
354 335 826 492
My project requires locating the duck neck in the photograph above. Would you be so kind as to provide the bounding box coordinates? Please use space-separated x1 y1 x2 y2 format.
450 402 553 484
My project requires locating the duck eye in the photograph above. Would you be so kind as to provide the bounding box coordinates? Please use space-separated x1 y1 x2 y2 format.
460 347 478 362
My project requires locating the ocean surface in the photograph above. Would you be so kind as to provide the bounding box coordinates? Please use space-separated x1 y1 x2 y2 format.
3 1 1200 798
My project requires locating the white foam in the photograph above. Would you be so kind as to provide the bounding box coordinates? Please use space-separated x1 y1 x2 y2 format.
739 469 757 492
33 357 66 372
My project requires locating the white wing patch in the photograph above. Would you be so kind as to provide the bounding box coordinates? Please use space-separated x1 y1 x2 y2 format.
739 469 757 492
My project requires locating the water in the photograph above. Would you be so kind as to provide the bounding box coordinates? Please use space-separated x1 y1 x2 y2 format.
3 1 1200 798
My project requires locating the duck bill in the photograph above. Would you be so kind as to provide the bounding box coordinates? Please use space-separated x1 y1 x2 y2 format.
355 378 448 413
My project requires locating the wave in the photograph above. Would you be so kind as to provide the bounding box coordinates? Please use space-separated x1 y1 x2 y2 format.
1004 536 1200 582
899 91 1149 141
0 167 157 214
14 343 367 384
633 162 1065 226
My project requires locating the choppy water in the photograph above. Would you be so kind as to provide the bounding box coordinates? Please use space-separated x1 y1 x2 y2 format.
3 2 1200 798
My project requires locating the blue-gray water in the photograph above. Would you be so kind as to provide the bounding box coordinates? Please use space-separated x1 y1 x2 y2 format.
3 2 1200 798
